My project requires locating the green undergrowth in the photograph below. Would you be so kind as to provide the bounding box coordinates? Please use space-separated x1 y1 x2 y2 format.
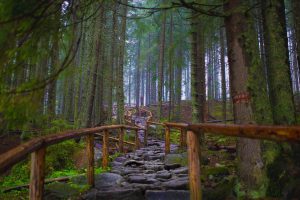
20 118 75 140
0 166 107 199
0 140 87 196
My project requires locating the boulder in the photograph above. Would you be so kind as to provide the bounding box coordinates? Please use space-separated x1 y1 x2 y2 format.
164 163 181 170
162 177 189 190
172 167 188 174
145 190 190 200
94 173 123 189
164 153 188 167
95 188 144 200
44 182 82 200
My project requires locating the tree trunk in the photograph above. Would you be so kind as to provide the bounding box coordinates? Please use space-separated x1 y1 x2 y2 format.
86 6 103 128
220 26 227 123
262 0 299 197
158 9 166 119
136 40 141 109
168 12 174 121
293 0 300 69
47 23 60 119
190 11 206 160
224 0 272 195
108 1 117 123
116 0 128 124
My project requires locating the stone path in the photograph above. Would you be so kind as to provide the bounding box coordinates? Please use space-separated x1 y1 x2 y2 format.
81 113 190 200
82 138 190 200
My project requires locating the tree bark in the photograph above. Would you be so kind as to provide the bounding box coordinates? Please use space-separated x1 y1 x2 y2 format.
135 40 141 109
224 0 272 194
86 5 103 128
262 0 299 197
220 26 227 123
158 9 166 119
116 0 128 124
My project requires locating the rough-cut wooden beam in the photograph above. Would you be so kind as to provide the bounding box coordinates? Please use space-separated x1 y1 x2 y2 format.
148 121 165 126
206 119 234 123
119 128 124 153
0 124 141 174
94 133 135 146
44 125 124 145
123 124 145 131
165 127 170 154
164 122 189 129
180 129 187 148
0 138 43 174
102 130 109 169
187 130 202 200
86 134 94 186
29 147 46 200
189 124 300 143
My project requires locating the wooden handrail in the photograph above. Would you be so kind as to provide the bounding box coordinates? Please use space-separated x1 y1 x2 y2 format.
5 103 300 200
164 122 188 129
147 121 165 126
146 117 300 200
189 123 300 143
0 124 144 200
95 133 136 146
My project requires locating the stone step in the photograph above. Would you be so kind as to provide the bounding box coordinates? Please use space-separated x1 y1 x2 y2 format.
145 190 190 200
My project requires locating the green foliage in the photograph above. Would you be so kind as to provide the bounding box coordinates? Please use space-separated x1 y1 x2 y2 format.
0 189 28 200
124 130 135 142
109 152 122 162
0 161 30 189
170 129 180 144
44 119 75 134
48 169 83 179
0 93 42 133
95 167 107 174
45 140 83 174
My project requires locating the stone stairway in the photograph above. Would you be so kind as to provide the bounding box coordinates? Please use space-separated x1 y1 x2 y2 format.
81 138 190 200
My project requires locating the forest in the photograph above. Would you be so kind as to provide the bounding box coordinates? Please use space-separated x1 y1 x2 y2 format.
0 0 300 200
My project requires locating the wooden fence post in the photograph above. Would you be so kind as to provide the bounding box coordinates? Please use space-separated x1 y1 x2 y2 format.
119 128 124 153
180 128 187 148
135 129 140 150
102 130 109 169
165 127 170 154
86 134 95 187
29 147 46 200
187 130 202 200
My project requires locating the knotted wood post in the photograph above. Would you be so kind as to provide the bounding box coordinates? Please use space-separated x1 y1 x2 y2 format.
187 130 202 200
135 129 140 150
119 128 124 153
29 147 46 200
86 134 95 186
165 127 170 154
180 128 187 148
102 130 109 169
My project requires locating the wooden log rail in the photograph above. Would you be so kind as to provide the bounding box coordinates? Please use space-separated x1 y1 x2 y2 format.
140 107 300 200
164 122 189 150
163 123 300 200
0 124 143 200
3 103 300 200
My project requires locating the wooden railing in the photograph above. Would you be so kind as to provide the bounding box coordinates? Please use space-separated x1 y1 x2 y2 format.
0 124 143 200
2 105 300 200
139 107 300 200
